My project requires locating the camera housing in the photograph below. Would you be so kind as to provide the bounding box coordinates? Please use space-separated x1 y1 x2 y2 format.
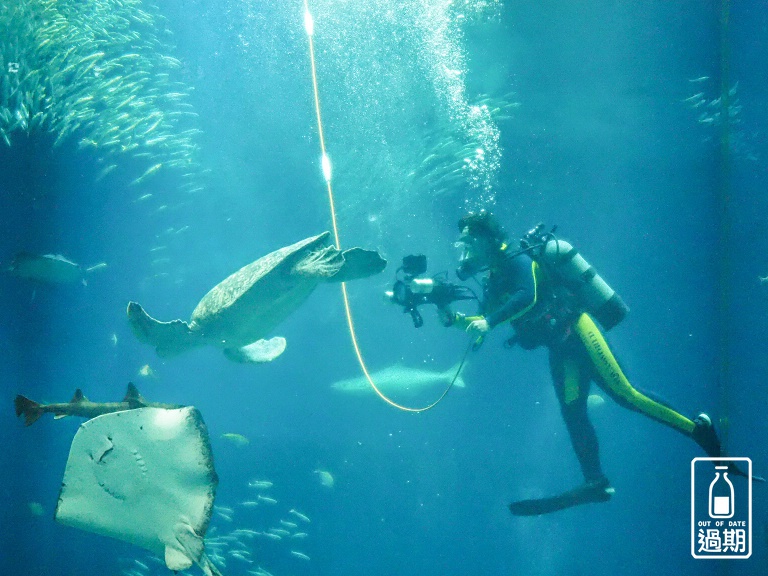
385 255 476 328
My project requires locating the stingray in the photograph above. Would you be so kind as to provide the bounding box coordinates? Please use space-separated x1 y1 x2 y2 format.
55 407 222 576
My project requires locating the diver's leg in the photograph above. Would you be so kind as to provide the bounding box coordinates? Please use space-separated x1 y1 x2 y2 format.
549 337 607 484
571 313 720 457
508 342 613 515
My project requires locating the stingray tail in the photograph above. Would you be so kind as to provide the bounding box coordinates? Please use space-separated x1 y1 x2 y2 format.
329 247 387 282
15 395 44 426
126 302 199 357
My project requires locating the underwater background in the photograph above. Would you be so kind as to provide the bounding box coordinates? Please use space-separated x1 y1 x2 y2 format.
2 0 767 574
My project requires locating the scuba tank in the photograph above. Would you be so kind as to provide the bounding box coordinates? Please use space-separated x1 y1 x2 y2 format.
521 224 629 330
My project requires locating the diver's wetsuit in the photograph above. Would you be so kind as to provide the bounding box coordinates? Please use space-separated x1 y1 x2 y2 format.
468 249 706 485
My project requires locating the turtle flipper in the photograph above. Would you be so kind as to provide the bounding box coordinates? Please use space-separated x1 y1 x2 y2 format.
328 248 387 282
224 336 287 363
126 302 200 358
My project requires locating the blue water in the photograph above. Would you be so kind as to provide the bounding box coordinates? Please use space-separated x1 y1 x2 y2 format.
2 0 767 574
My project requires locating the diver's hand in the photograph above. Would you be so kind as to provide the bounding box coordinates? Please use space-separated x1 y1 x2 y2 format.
466 317 490 336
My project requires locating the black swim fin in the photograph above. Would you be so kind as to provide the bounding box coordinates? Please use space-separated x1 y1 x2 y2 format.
725 461 766 483
509 479 614 516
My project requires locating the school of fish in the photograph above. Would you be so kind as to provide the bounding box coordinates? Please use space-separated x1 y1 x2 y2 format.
0 0 206 193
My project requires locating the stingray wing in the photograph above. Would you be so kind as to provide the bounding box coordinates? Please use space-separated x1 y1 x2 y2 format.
55 407 218 570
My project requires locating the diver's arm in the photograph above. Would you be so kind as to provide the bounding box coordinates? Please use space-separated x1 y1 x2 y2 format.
485 287 533 327
484 256 536 328
437 306 482 330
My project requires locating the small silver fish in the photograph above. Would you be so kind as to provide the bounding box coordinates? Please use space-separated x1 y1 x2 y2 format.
683 92 705 103
289 509 311 523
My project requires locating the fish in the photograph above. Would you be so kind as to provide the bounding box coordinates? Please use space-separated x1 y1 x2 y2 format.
141 116 163 136
280 520 298 529
683 92 705 103
221 433 250 447
289 509 311 523
239 501 260 508
314 469 334 488
130 163 163 186
80 51 105 63
14 383 184 426
688 76 710 83
6 252 84 284
291 532 308 539
95 164 118 181
111 333 119 346
138 364 158 379
290 551 310 561
248 480 273 489
330 362 466 396
55 406 221 576
28 501 44 516
231 528 260 537
587 394 605 409
257 495 277 505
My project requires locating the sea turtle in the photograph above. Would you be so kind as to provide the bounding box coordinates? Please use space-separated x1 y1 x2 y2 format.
6 252 107 285
127 232 386 363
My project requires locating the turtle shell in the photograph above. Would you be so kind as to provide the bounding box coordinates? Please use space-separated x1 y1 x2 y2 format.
189 232 336 348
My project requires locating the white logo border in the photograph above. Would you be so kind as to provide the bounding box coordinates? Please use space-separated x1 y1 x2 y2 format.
691 457 752 560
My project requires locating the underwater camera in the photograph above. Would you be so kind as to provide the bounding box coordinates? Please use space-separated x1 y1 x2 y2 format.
385 254 476 328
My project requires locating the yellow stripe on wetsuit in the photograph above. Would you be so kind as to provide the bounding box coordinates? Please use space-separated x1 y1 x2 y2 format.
563 358 581 404
573 313 696 434
455 261 541 330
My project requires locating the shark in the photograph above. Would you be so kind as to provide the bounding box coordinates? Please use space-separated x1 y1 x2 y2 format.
330 362 466 397
6 252 107 285
14 383 184 426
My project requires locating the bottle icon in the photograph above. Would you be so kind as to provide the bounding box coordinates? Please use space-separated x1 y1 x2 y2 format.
708 465 734 518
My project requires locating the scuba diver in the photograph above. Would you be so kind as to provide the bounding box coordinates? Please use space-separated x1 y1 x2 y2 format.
438 211 758 516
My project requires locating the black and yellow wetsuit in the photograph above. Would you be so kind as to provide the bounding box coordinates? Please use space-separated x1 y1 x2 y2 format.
456 249 714 485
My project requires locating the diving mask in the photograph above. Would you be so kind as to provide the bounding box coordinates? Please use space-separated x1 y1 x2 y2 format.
455 233 488 280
